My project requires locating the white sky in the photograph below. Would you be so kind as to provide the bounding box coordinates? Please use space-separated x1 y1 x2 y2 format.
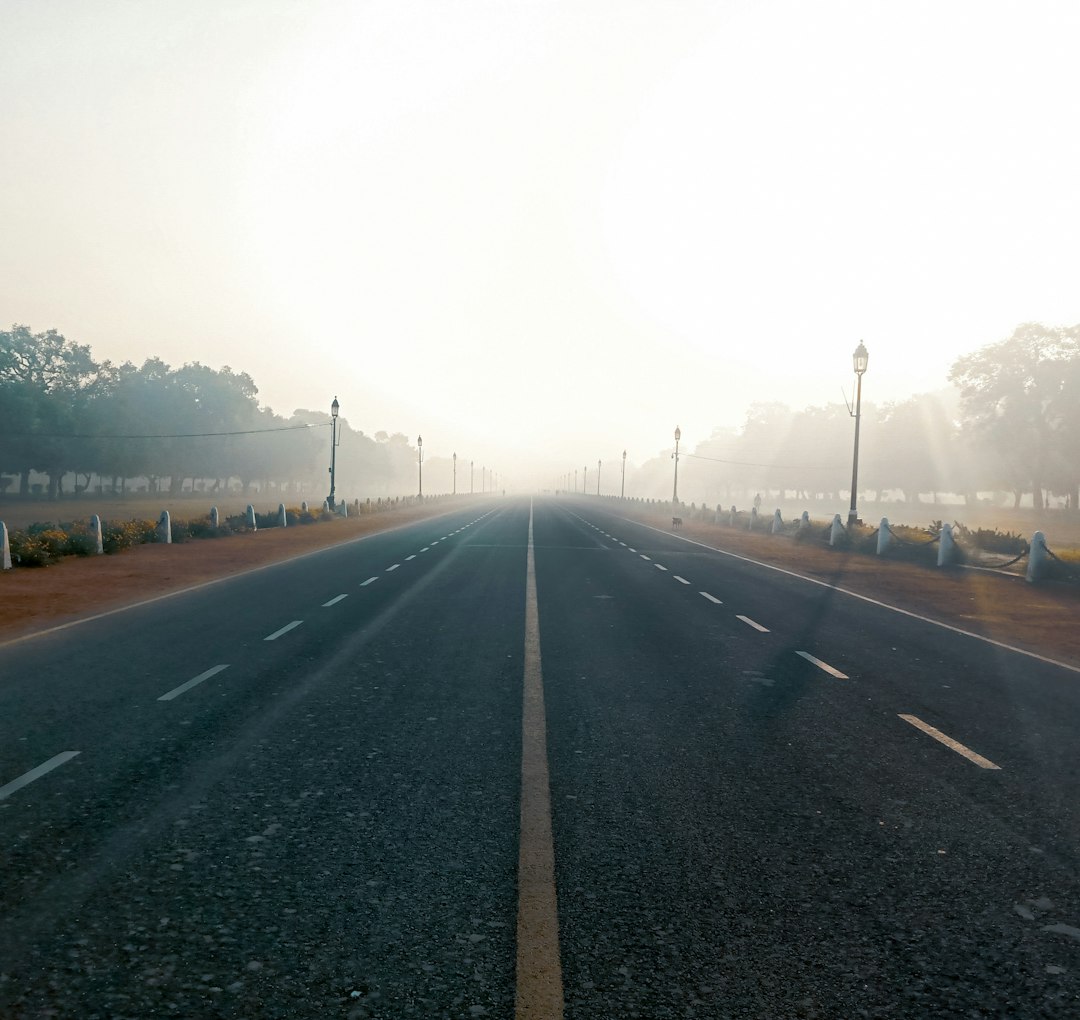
3 0 1079 489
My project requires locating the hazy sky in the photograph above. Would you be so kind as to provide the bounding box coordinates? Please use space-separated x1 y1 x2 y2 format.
3 1 1079 487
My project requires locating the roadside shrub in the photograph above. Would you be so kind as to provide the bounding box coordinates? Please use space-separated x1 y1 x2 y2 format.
102 519 156 554
61 524 99 556
952 522 1028 555
8 530 53 566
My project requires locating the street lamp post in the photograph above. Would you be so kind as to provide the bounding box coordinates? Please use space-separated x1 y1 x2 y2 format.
453 452 457 495
583 465 587 495
847 342 869 527
471 460 474 494
672 426 681 506
621 449 626 499
328 396 340 510
597 459 601 496
574 468 578 492
417 435 424 497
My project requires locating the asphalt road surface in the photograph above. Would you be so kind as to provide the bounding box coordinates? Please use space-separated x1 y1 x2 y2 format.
2 497 1079 1018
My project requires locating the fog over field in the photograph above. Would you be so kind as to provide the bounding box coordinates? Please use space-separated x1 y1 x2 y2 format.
2 2 1079 507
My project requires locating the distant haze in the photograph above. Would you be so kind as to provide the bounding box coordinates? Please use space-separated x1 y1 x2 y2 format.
3 1 1079 490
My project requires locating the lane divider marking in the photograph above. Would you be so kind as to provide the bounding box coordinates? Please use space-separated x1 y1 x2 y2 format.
361 576 379 586
673 576 691 585
628 547 637 552
0 751 81 801
899 714 1002 770
699 592 723 604
420 546 430 552
736 615 770 633
264 620 303 641
386 564 400 572
795 650 849 679
516 498 565 1017
158 664 230 701
639 554 651 561
405 554 417 561
322 594 348 607
654 563 668 571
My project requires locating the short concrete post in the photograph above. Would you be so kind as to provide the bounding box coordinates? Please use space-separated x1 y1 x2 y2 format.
799 510 810 532
771 509 783 534
301 501 308 513
1027 530 1048 583
157 510 172 544
829 514 844 546
246 504 257 531
89 514 104 554
937 522 954 566
322 500 330 514
210 506 219 529
1 521 10 570
877 517 891 555
338 501 348 518
749 507 758 531
277 503 287 528
728 505 737 527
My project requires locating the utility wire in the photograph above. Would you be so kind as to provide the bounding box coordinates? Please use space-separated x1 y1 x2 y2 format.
4 422 330 440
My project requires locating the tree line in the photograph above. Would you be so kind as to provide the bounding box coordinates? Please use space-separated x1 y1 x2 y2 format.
632 322 1080 512
0 325 443 500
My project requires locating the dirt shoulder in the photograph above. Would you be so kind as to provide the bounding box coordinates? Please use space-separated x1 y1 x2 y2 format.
612 505 1080 669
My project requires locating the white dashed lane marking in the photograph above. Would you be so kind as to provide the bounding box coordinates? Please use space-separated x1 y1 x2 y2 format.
639 554 651 561
699 592 723 604
386 564 400 572
361 576 379 586
322 594 348 607
654 563 668 571
673 576 690 585
796 651 849 679
264 621 303 641
899 714 1002 770
0 752 81 801
158 664 230 701
736 615 770 633
405 554 416 561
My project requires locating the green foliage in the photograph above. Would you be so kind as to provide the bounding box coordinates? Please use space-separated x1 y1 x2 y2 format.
952 522 1029 555
102 519 156 553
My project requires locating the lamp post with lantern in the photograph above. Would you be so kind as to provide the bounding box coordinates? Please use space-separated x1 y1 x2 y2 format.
672 426 682 506
327 396 340 510
847 342 869 527
621 449 626 499
417 435 424 497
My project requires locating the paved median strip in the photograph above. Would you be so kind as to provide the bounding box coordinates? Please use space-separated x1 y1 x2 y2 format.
159 664 230 701
264 620 302 641
795 650 848 679
0 751 81 801
899 714 1001 770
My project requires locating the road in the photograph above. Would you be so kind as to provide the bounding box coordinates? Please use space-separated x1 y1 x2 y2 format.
2 497 1079 1018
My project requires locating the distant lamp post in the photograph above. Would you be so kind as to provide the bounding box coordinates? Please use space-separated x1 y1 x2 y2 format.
597 459 601 496
672 426 682 506
417 435 424 497
453 452 457 495
621 449 626 499
583 464 587 494
847 342 869 527
471 459 474 494
327 396 340 509
575 468 578 492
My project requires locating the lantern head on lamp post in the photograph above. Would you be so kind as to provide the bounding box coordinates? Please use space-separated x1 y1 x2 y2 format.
328 396 340 510
847 343 869 527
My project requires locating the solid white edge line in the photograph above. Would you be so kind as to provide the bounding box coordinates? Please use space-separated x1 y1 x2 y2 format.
618 515 1080 676
673 576 691 584
795 650 849 679
736 615 770 633
0 751 81 801
699 592 723 604
264 620 302 641
158 664 230 701
322 594 348 607
899 714 1002 770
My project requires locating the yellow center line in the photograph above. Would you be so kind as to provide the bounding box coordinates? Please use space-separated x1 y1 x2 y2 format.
516 500 565 1019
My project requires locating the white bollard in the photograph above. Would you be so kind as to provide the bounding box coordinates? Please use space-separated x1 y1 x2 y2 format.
301 500 308 513
1 521 10 570
877 517 891 555
278 503 287 528
749 507 758 531
1027 530 1048 583
771 509 783 534
937 522 954 566
322 500 330 514
728 505 737 527
339 501 348 518
246 504 257 531
157 510 172 544
210 506 219 529
90 514 104 554
799 510 811 532
829 514 844 546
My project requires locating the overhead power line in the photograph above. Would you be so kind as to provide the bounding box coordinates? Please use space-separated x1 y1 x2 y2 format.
4 422 330 440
